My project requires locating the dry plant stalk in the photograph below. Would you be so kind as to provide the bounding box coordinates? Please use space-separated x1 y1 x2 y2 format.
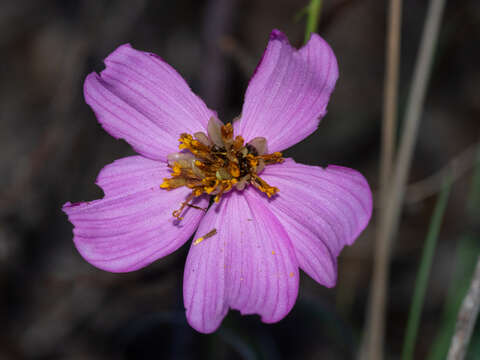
364 0 403 358
447 256 480 360
366 0 447 358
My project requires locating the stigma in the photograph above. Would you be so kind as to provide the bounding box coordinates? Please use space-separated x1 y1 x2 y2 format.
160 117 284 219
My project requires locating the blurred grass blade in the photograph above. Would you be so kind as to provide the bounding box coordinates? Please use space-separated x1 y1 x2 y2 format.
401 174 453 360
294 6 309 24
217 328 258 360
466 329 480 360
467 145 480 217
427 237 480 360
428 145 480 360
304 0 323 43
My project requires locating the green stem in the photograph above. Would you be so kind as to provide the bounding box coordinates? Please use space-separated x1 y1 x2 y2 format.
401 174 453 360
304 0 323 43
427 144 480 360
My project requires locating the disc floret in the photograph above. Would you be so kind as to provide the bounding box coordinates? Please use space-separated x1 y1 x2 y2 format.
161 117 283 219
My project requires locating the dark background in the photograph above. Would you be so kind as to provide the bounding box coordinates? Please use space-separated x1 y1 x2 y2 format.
1 0 479 359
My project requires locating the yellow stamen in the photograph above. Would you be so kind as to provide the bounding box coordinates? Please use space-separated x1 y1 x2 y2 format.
221 123 234 143
228 162 240 177
192 187 204 197
251 174 279 198
160 177 185 189
233 135 244 151
172 193 195 220
161 119 283 221
172 162 182 176
258 152 284 164
194 228 217 245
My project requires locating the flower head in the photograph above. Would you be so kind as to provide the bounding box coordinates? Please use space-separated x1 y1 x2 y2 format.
63 29 372 333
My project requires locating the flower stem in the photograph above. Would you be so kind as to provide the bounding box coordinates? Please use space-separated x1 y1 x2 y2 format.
401 175 452 360
427 144 480 360
366 0 447 358
304 0 323 43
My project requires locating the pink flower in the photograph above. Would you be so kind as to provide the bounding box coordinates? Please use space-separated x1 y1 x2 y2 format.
63 29 372 333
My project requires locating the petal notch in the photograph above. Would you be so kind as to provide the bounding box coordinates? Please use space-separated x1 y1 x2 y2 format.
63 156 208 272
84 44 216 161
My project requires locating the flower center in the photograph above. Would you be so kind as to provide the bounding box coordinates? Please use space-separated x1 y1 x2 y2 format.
160 117 284 219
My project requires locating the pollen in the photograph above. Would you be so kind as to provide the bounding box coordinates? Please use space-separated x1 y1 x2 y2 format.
161 117 284 219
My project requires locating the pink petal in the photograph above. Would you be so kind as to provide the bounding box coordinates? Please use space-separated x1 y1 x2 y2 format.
183 188 299 333
234 30 339 152
84 44 216 161
63 156 208 272
261 159 372 287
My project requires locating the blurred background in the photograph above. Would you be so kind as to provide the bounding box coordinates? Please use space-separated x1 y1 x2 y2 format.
1 0 479 359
